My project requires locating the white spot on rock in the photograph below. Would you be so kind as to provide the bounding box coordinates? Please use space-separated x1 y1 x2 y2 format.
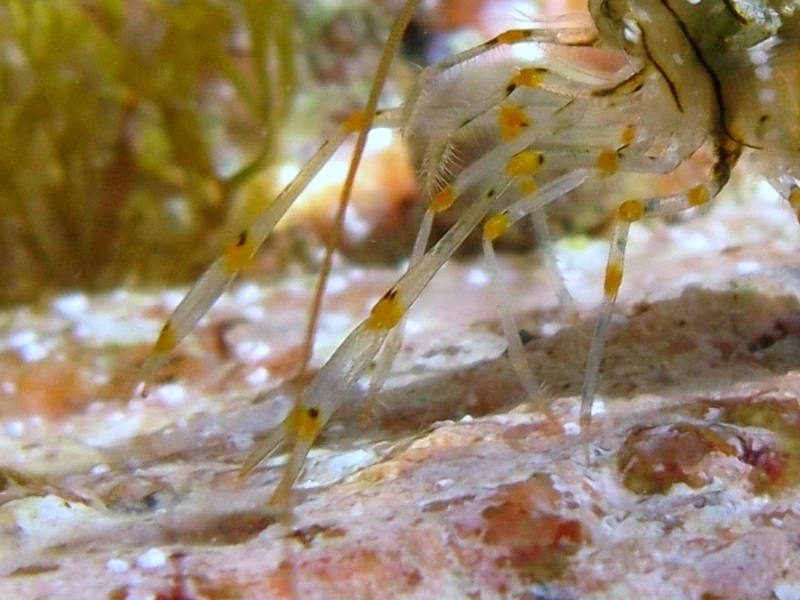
135 547 167 571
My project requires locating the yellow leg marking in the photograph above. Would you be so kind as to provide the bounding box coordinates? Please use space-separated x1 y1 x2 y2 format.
790 187 800 221
431 185 456 213
506 149 543 177
366 289 405 331
617 199 645 222
153 322 177 355
512 68 545 89
499 104 530 140
604 262 623 298
688 185 709 207
596 148 620 176
519 177 538 196
224 229 256 274
621 124 637 145
495 29 530 45
284 404 323 445
342 109 368 134
483 213 510 242
140 322 178 393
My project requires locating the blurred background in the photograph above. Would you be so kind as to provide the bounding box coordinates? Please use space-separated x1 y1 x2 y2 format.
0 0 593 307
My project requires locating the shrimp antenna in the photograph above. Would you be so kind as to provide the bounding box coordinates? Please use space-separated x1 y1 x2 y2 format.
295 0 424 377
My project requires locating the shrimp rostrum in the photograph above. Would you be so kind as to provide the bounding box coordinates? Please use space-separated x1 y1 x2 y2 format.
140 0 800 507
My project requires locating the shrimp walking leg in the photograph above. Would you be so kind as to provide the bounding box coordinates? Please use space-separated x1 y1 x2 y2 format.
140 0 800 509
138 108 403 393
244 170 589 507
579 136 743 453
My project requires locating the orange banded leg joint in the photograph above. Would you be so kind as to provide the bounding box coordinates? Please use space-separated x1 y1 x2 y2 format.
579 183 719 459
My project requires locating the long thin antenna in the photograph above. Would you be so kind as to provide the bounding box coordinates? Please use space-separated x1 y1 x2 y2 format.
295 0 424 377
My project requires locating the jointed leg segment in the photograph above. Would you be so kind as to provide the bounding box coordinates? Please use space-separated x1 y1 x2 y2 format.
578 136 742 453
141 0 760 511
247 168 590 507
236 26 723 499
138 108 404 393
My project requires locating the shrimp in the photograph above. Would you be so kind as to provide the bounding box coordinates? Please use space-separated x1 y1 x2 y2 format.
139 0 800 509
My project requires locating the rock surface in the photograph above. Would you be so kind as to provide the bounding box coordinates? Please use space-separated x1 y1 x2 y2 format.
2 176 800 598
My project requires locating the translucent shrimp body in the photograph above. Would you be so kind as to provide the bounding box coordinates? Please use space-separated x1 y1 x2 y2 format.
142 0 800 506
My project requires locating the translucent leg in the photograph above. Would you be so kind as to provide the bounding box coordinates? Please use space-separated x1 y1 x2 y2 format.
138 109 403 392
530 209 577 317
295 0 425 382
480 169 588 423
360 210 435 425
482 234 546 409
579 137 742 459
402 25 599 135
241 192 494 505
243 171 590 504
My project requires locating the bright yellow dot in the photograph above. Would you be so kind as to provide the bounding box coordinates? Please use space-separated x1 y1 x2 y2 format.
499 104 530 140
431 186 456 213
506 150 543 177
604 263 623 297
483 213 510 241
224 230 256 274
512 68 544 89
282 404 322 444
596 148 619 175
366 290 404 330
688 185 709 207
617 200 644 222
298 407 322 444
